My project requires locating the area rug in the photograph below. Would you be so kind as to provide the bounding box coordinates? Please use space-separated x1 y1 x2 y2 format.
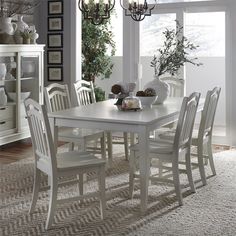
1 146 236 236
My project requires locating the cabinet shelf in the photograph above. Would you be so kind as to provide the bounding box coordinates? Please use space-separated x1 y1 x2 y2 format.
21 77 36 81
0 77 36 85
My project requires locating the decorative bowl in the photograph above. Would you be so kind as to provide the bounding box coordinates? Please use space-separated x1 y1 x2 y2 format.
8 92 31 102
137 96 158 107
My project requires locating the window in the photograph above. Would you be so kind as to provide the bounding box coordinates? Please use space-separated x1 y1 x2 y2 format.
110 6 123 56
185 12 225 57
140 14 176 56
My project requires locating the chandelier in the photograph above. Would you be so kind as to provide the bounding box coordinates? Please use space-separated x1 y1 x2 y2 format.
78 0 155 25
78 0 115 25
120 0 155 22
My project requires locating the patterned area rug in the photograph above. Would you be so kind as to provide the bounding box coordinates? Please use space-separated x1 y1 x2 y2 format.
1 145 236 236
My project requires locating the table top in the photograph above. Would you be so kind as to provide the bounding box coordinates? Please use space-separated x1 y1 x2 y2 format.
48 97 204 126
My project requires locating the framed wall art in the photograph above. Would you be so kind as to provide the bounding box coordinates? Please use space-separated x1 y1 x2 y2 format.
48 17 63 31
48 67 63 81
48 33 63 48
47 50 63 65
48 0 63 15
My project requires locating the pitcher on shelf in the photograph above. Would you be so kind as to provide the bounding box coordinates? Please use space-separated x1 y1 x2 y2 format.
0 17 17 35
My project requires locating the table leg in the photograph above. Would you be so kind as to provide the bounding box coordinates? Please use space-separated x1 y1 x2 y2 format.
106 131 113 167
138 127 150 213
49 117 58 153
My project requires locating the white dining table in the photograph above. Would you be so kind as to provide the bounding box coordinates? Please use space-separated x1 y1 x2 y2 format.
48 97 204 212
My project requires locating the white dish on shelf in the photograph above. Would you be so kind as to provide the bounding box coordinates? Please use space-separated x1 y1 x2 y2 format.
8 92 31 102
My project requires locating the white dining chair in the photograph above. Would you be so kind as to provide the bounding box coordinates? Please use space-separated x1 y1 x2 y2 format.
159 87 221 186
129 92 200 206
161 77 185 97
191 87 221 184
25 98 106 230
44 83 106 158
73 80 96 106
161 77 185 130
73 80 129 162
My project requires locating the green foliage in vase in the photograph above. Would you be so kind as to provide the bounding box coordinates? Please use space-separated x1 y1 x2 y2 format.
20 28 33 39
82 17 116 82
94 86 106 102
150 20 202 77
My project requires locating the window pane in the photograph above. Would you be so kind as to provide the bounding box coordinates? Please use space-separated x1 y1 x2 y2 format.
111 6 123 56
140 14 176 56
185 11 226 138
185 12 225 57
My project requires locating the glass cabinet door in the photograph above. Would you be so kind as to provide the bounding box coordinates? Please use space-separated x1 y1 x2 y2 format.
20 53 41 129
0 54 17 136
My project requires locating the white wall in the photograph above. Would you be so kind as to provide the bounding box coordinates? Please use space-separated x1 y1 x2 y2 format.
36 0 78 90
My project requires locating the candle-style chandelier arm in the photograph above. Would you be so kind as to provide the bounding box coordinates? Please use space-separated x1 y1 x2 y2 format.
78 0 115 25
120 0 156 22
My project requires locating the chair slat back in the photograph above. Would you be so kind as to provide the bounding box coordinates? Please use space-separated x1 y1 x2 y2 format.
199 87 221 139
161 77 185 97
44 83 71 112
174 92 200 149
24 98 57 170
73 80 96 106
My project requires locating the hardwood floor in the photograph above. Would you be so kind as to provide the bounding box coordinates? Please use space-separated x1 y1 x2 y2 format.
0 139 33 164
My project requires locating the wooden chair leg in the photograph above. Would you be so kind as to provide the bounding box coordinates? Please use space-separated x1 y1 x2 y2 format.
78 173 83 195
29 168 41 214
172 161 183 206
159 160 163 178
100 133 106 160
124 132 129 161
106 132 113 167
130 133 135 146
80 139 86 152
207 140 216 176
46 178 58 230
203 143 208 165
68 142 74 151
79 139 88 182
98 166 106 219
129 149 135 199
197 144 207 185
185 150 196 192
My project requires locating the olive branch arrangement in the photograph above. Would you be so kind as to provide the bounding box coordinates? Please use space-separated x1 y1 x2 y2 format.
151 20 202 77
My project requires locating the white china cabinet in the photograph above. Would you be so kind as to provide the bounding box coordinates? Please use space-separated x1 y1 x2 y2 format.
0 45 44 146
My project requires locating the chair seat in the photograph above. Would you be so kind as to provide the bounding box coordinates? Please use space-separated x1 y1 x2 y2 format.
57 151 105 170
59 127 104 142
149 139 174 155
130 138 174 155
158 128 200 146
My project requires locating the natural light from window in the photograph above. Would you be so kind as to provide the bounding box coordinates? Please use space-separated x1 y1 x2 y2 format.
110 5 123 56
140 14 176 56
185 12 225 57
